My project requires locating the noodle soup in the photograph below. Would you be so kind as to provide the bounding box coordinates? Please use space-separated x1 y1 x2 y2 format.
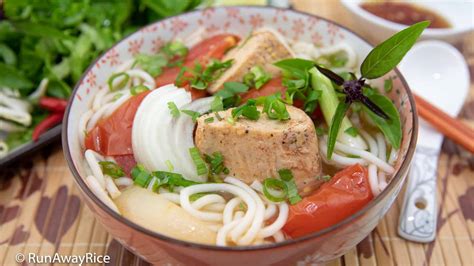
63 7 417 263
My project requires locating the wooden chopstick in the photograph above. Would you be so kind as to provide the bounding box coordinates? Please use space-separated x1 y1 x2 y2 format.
414 94 474 154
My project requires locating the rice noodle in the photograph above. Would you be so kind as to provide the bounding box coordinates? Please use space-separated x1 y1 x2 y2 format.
105 175 121 199
85 175 120 213
114 177 133 187
85 149 106 188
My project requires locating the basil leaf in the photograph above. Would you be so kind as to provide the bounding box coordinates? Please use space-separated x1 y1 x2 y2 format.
363 94 402 149
360 21 429 79
0 63 33 92
273 58 314 77
327 101 350 159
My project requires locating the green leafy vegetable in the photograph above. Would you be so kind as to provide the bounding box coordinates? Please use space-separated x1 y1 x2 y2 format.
167 101 180 118
204 117 214 123
277 169 302 204
360 21 430 79
134 53 168 76
181 109 200 122
327 101 350 159
243 65 272 89
204 151 229 176
263 95 290 121
99 161 125 178
231 99 260 121
363 93 402 149
189 147 208 176
131 164 152 187
345 127 359 137
210 96 224 112
215 81 249 108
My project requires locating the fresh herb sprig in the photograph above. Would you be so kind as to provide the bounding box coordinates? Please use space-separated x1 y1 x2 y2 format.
321 21 429 158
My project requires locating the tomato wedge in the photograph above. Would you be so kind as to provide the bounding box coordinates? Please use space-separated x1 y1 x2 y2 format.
85 91 150 156
282 164 373 238
155 34 240 99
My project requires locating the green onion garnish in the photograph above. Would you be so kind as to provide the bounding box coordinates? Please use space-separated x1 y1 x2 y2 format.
277 169 293 181
99 161 125 179
226 116 235 125
211 96 224 112
345 127 359 137
131 84 149 96
181 110 200 122
108 72 129 91
131 164 151 187
263 178 288 202
263 95 290 121
168 102 180 118
278 169 302 204
189 147 208 176
204 117 214 123
231 99 260 121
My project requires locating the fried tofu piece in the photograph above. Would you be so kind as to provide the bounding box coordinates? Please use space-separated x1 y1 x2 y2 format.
195 105 322 194
207 29 294 94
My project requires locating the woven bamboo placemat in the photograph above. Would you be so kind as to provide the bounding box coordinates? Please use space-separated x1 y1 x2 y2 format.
1 1 473 265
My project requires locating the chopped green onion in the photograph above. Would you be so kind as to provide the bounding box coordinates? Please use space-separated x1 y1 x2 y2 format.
278 169 293 181
231 99 260 121
153 171 200 188
189 147 208 175
204 152 229 176
285 178 302 204
211 96 224 112
263 178 288 202
263 95 290 121
303 89 322 114
168 102 180 118
277 169 302 205
134 53 168 76
131 164 151 187
181 110 200 122
251 65 272 89
204 117 214 123
99 161 125 179
165 160 174 171
108 72 129 91
131 84 149 96
345 127 359 137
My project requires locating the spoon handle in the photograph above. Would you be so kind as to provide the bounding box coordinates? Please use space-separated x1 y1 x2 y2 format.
398 146 438 243
415 94 474 153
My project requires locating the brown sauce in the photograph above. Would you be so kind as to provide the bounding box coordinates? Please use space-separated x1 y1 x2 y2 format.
360 1 451 29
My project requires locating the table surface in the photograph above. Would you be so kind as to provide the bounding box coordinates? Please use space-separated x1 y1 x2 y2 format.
1 1 473 265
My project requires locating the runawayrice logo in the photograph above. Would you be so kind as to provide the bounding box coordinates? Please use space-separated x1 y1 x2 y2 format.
15 252 110 265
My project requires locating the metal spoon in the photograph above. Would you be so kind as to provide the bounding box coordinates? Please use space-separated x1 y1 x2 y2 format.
397 40 470 243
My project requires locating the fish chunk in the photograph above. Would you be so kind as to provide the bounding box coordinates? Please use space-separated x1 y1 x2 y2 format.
207 29 294 94
195 105 322 194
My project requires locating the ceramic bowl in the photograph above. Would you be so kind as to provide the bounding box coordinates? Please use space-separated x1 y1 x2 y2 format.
341 0 474 44
63 6 417 265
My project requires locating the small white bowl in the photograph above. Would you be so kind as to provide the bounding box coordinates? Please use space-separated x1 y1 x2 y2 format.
341 0 474 44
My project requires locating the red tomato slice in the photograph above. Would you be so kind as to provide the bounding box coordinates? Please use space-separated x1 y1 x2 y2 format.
85 91 151 156
282 164 373 238
186 34 239 64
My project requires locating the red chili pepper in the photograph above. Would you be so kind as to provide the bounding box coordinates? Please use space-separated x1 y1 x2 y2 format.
32 113 64 141
39 97 68 112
